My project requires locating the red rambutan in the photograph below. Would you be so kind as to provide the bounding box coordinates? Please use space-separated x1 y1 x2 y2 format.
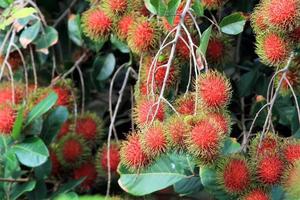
96 142 120 176
217 155 251 194
0 104 16 134
0 51 22 71
206 34 232 65
57 120 72 140
175 93 195 116
282 161 300 199
50 150 61 175
196 70 231 110
176 35 191 60
127 17 160 54
162 4 192 31
57 133 90 168
141 122 167 158
81 7 112 41
207 111 231 135
165 115 190 148
202 0 224 10
116 14 135 41
120 132 149 171
102 0 128 14
134 98 165 127
52 79 74 107
251 4 268 34
277 69 299 95
242 189 270 200
0 82 24 105
257 154 284 185
283 140 300 164
73 162 97 190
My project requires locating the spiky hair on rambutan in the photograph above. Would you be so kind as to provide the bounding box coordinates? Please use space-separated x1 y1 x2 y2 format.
127 0 150 16
120 132 149 171
95 141 120 177
164 115 191 149
201 0 226 10
56 133 90 168
115 13 136 41
101 0 128 15
56 119 73 140
127 17 161 54
0 81 24 105
50 149 61 176
52 79 75 107
282 139 300 164
206 33 232 66
255 31 291 67
0 103 17 135
81 7 113 41
185 119 224 164
73 161 97 191
275 66 300 95
196 70 232 110
176 34 193 61
282 161 300 199
206 111 231 135
73 112 103 145
250 3 269 34
174 93 195 116
133 97 165 127
216 155 252 195
255 154 285 185
241 188 270 200
140 121 168 159
262 0 300 31
249 132 281 158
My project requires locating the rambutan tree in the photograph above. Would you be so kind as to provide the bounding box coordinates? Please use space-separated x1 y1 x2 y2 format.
0 0 300 199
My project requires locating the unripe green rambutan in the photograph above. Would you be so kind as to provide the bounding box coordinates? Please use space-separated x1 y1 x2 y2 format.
241 188 270 200
216 155 251 195
127 17 161 54
140 121 167 159
282 161 300 199
283 139 300 164
256 32 291 67
81 7 112 41
96 141 120 176
185 119 224 163
120 132 149 171
196 70 232 110
174 93 195 116
56 133 90 168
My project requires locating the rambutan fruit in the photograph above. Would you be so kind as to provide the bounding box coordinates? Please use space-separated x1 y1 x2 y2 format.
0 104 17 134
73 161 97 190
206 34 232 66
74 112 103 145
140 121 167 158
116 14 136 41
127 17 160 54
174 93 195 116
56 133 90 168
196 70 232 110
289 26 300 41
216 155 251 194
0 82 24 105
241 188 270 200
176 34 192 60
202 0 224 10
251 4 268 34
50 149 61 175
282 161 300 199
96 142 120 176
256 154 284 185
256 32 290 67
57 120 72 140
102 0 128 14
249 132 281 158
264 0 300 30
81 7 112 41
120 132 149 171
276 68 300 95
283 139 300 164
127 0 150 16
0 51 22 71
164 115 191 149
206 111 231 135
52 79 74 107
185 119 224 163
133 98 165 127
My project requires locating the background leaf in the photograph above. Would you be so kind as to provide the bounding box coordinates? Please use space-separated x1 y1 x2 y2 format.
96 53 116 81
20 20 41 48
220 12 246 35
10 181 36 200
68 14 83 46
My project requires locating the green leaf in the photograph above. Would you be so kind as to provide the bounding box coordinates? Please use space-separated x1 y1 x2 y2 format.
12 137 49 167
110 35 130 53
68 14 83 46
34 158 51 180
293 129 300 139
23 118 43 136
270 185 285 200
118 152 195 196
150 0 167 16
220 12 246 35
11 105 25 140
0 135 13 152
25 92 58 126
26 180 47 200
197 25 212 56
11 7 37 19
191 0 204 16
10 181 36 200
49 178 85 199
19 21 41 48
34 26 58 54
96 53 116 81
238 70 259 97
173 176 203 196
221 137 241 155
0 0 13 8
165 0 181 25
55 192 79 200
41 106 69 145
144 0 157 14
4 149 21 179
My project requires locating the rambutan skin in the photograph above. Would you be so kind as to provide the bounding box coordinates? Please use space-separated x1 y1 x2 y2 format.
96 142 120 176
241 189 270 200
196 70 232 110
102 0 128 14
73 162 97 190
0 82 24 105
116 14 135 41
282 161 300 199
120 132 149 171
81 7 112 41
251 4 268 34
207 111 231 135
0 104 17 134
202 0 224 10
50 150 61 175
283 140 300 164
174 93 195 116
